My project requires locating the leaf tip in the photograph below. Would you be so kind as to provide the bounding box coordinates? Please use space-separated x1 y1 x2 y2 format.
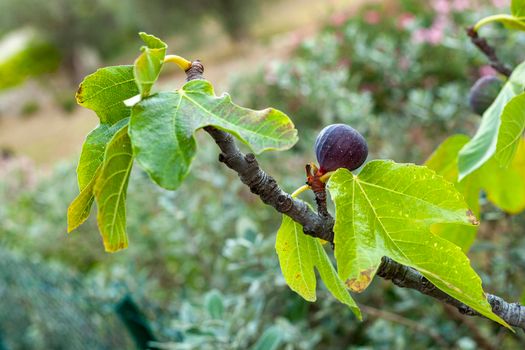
66 205 82 234
66 221 75 234
354 308 363 321
103 241 128 253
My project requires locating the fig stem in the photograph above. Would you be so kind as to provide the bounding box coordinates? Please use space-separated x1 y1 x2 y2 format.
291 185 311 198
305 164 331 219
472 14 525 32
319 171 335 183
164 54 193 71
466 26 512 77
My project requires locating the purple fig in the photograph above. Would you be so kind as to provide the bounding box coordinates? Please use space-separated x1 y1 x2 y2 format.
314 124 368 174
469 76 503 116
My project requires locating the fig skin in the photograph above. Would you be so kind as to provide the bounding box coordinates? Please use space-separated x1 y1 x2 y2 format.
314 124 368 174
468 76 503 116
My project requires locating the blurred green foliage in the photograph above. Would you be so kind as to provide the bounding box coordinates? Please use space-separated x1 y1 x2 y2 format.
2 141 525 349
0 0 264 85
0 40 60 91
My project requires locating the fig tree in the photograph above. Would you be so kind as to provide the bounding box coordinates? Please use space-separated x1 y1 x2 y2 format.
468 76 503 115
314 123 368 174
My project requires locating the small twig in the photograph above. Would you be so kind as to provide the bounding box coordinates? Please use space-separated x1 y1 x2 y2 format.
466 26 512 77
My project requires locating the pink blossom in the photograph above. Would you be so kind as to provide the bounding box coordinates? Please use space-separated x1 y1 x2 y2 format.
412 29 427 44
360 83 378 93
479 65 497 76
492 0 507 8
411 11 447 45
364 10 381 25
426 28 444 45
412 22 445 45
398 56 410 71
330 12 349 27
451 0 470 11
338 58 351 68
432 0 450 15
397 13 415 29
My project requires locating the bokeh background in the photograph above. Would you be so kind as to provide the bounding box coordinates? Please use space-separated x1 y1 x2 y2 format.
1 0 525 349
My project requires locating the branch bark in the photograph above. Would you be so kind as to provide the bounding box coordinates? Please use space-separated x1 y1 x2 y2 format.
377 257 525 330
466 27 512 77
184 61 525 331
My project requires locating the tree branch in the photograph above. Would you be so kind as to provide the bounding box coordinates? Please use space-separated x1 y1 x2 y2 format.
377 257 525 330
466 27 512 77
184 61 525 331
185 61 334 242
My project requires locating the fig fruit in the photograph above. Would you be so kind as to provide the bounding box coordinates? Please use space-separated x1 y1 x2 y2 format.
314 123 368 173
468 76 503 116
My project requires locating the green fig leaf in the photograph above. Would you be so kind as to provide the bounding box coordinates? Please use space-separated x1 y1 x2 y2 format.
327 160 509 328
430 134 525 217
134 32 167 97
276 214 361 319
499 16 525 31
130 79 298 190
94 123 134 252
481 138 525 214
76 118 131 190
495 93 525 167
76 65 138 124
425 134 479 251
459 61 525 180
69 64 137 233
68 120 129 233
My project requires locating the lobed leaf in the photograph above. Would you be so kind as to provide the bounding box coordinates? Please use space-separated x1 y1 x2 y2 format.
130 79 298 190
68 119 130 233
75 65 138 124
458 61 525 180
327 161 508 328
276 215 361 319
133 32 167 97
495 93 525 167
77 118 130 190
94 124 134 252
69 64 138 236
